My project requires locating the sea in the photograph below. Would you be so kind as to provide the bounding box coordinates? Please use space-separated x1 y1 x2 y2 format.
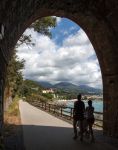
65 100 103 113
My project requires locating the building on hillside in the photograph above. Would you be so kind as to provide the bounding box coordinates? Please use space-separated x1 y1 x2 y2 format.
42 88 54 94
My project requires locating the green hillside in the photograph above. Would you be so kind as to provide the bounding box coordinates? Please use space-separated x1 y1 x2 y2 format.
21 79 53 102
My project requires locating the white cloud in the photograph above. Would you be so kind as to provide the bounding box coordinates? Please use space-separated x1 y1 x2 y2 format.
63 29 91 46
17 27 102 89
56 17 62 24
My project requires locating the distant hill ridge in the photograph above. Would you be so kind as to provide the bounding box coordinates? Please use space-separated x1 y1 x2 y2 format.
38 81 102 94
37 81 52 88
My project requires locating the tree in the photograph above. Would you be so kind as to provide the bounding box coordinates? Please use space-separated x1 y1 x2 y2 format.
20 79 43 97
4 16 57 105
4 51 25 109
17 16 57 47
30 16 56 38
5 51 25 98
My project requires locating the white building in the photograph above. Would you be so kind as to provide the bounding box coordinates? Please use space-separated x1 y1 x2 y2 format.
42 88 54 94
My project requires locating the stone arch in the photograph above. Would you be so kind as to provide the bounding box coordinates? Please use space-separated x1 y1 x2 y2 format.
0 0 118 137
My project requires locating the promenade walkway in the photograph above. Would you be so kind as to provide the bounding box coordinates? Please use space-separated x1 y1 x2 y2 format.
19 100 117 150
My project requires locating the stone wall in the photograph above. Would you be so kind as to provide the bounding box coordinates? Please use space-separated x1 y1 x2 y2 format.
0 0 118 137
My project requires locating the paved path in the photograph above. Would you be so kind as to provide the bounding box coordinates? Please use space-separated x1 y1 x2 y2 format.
19 100 117 150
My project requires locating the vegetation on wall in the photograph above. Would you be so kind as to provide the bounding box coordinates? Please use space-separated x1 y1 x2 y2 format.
4 16 57 107
5 51 24 97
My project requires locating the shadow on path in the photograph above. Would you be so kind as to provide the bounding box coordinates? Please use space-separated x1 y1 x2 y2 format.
4 124 118 150
4 123 24 150
22 125 118 150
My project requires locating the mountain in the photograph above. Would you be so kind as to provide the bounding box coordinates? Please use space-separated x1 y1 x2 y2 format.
37 81 102 94
53 82 102 94
78 85 102 94
53 82 78 88
38 81 53 88
53 82 79 91
23 79 44 90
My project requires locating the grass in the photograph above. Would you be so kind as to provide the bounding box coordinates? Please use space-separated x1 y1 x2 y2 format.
4 96 21 136
4 96 25 149
6 96 20 116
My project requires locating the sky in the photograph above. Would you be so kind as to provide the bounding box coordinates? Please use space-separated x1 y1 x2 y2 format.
17 17 102 89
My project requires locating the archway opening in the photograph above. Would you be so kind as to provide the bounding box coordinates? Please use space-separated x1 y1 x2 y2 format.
16 16 103 110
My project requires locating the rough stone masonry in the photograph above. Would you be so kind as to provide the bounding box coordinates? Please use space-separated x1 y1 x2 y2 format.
0 0 118 138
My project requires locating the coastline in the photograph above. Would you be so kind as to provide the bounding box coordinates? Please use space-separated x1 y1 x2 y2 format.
53 99 103 113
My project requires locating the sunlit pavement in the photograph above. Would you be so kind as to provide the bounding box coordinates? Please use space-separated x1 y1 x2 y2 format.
19 100 117 150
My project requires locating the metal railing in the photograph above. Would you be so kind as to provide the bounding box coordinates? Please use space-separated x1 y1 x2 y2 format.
28 100 103 128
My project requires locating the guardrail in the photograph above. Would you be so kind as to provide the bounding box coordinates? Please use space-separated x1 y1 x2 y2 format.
28 100 103 128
